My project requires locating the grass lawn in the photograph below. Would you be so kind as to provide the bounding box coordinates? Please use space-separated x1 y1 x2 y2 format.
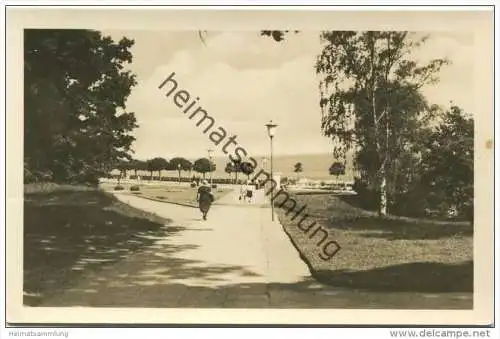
24 184 171 306
103 182 232 207
276 193 473 293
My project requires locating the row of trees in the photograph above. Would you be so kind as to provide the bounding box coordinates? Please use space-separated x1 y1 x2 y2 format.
119 157 348 183
116 157 215 180
117 157 261 184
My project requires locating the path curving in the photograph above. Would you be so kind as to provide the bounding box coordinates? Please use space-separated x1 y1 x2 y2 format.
41 189 472 309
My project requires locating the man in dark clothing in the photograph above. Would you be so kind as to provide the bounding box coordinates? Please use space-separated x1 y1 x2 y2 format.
196 179 214 220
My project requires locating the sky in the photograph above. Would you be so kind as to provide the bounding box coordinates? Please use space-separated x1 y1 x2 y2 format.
104 30 475 161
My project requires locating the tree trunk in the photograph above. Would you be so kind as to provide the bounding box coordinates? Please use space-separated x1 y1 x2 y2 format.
381 105 390 216
379 171 388 216
378 33 393 217
368 32 387 217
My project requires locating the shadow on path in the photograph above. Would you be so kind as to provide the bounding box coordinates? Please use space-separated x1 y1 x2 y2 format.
24 190 172 306
43 276 472 309
29 191 473 310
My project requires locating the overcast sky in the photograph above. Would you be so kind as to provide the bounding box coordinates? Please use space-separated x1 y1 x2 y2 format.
104 30 475 160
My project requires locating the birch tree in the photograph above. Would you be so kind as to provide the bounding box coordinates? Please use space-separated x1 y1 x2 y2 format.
316 31 449 216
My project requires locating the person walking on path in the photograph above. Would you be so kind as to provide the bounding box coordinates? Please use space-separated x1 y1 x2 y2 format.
245 180 255 204
239 182 246 203
196 179 214 220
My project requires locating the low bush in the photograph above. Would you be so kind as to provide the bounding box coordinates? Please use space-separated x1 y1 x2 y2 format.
130 185 140 191
349 177 473 222
190 182 197 188
114 185 124 191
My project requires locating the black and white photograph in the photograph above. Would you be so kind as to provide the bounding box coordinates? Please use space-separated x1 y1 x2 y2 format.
5 7 495 326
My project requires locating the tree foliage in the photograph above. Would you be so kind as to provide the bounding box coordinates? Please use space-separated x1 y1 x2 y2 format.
230 159 243 182
193 158 215 178
315 31 449 215
260 30 473 220
224 162 234 175
24 29 138 185
169 157 192 172
419 106 474 219
329 161 345 177
293 162 303 173
260 30 299 42
240 161 255 178
129 159 147 176
146 157 169 177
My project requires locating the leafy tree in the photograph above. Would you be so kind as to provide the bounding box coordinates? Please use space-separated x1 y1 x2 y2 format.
315 31 449 215
158 158 170 178
129 159 147 183
24 29 137 185
231 159 242 183
169 157 193 180
146 157 169 179
130 159 146 177
293 162 303 180
118 159 135 178
240 161 255 179
115 159 131 184
420 105 474 219
224 162 234 181
193 158 215 179
329 161 346 180
145 159 155 178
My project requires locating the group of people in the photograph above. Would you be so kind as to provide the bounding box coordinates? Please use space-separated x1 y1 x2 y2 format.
239 180 257 203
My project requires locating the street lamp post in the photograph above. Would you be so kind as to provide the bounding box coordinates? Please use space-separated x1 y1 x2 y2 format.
177 163 181 184
265 120 278 221
207 148 214 186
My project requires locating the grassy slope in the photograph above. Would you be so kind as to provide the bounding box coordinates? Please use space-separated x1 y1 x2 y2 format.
276 193 473 293
24 184 171 305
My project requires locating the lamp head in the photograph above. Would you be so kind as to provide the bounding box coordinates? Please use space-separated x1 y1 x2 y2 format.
265 120 278 138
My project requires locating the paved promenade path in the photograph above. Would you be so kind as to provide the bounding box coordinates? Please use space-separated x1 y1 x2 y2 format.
42 189 472 309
